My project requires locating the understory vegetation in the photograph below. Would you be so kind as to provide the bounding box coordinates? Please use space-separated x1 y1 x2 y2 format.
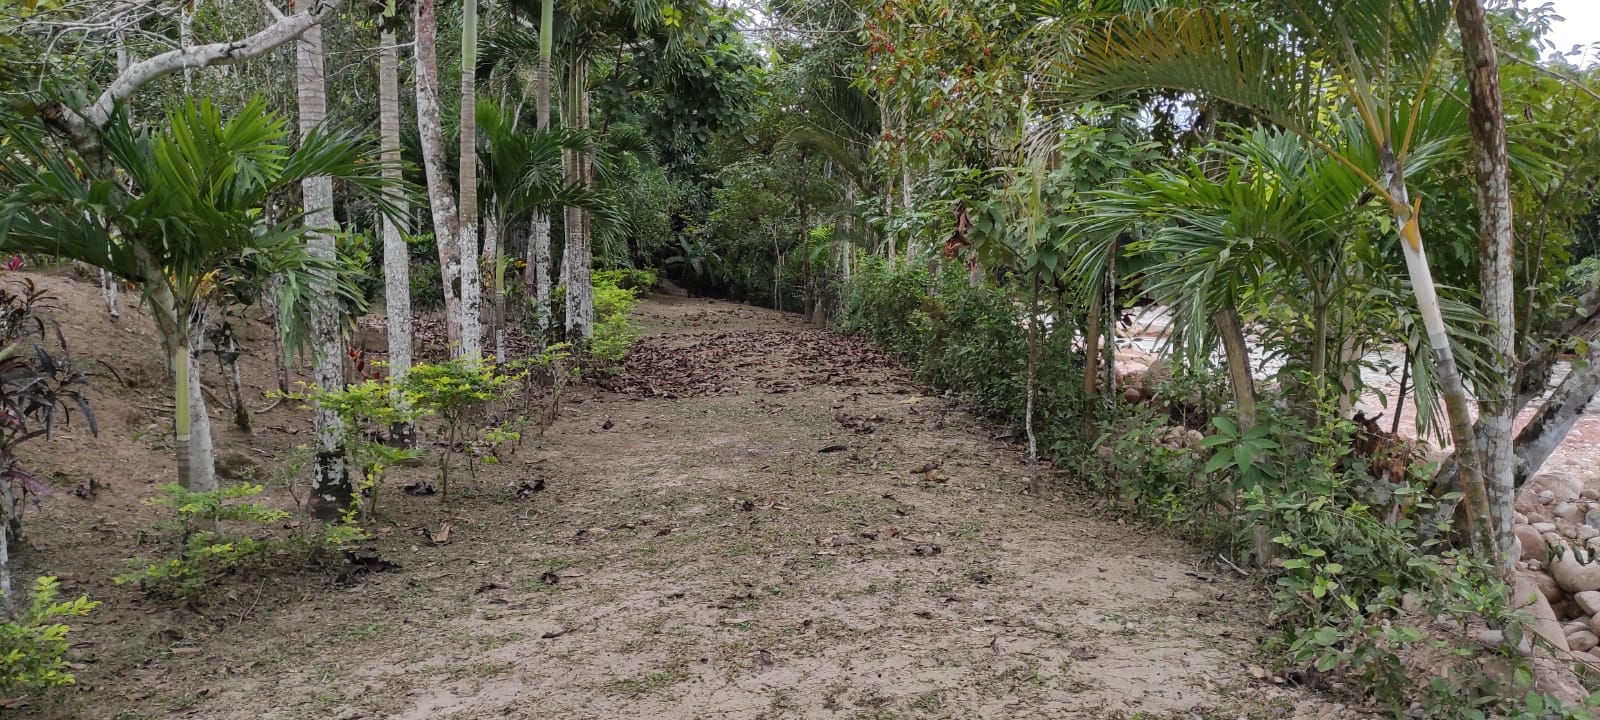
2 0 1600 716
844 260 1597 718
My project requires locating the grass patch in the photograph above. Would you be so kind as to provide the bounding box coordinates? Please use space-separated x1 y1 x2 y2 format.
606 661 690 698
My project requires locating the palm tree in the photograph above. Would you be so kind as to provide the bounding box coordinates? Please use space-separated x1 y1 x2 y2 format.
294 0 350 516
530 0 556 349
378 2 414 446
1036 0 1502 562
0 98 390 492
475 96 598 362
457 0 484 359
414 0 465 352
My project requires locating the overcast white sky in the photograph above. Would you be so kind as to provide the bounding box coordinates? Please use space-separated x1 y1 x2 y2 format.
1543 0 1600 60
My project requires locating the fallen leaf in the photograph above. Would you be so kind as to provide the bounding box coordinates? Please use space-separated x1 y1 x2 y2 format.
474 582 506 594
601 419 615 430
539 572 560 585
428 522 452 545
402 482 437 496
818 444 849 453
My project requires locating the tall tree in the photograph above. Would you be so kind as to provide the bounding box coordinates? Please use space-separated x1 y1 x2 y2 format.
527 0 555 350
564 57 595 341
18 0 352 492
457 0 483 358
1455 0 1518 577
294 0 349 516
379 3 414 444
0 99 384 494
415 0 465 352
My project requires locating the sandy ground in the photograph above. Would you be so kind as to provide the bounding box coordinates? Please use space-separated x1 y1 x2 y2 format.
15 279 1349 720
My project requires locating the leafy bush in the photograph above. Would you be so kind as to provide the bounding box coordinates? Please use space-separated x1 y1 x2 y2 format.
287 375 425 520
118 483 362 600
0 577 97 696
589 270 650 368
399 359 524 500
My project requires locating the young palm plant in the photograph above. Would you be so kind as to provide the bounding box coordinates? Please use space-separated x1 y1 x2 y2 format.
1036 0 1506 564
0 97 393 492
476 96 601 362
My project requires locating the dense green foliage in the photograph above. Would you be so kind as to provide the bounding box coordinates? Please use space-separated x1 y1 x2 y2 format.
843 261 1597 716
0 577 98 696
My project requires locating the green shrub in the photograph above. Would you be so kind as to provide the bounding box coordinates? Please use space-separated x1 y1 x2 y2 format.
588 270 648 369
399 358 524 500
0 577 97 696
840 262 1595 716
287 375 426 520
118 483 363 600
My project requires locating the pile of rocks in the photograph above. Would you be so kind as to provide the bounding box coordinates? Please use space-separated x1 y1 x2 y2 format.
1512 471 1600 657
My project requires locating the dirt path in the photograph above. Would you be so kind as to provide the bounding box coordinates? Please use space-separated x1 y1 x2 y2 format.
51 295 1343 720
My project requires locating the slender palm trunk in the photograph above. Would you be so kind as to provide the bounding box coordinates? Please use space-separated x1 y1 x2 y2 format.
1385 154 1493 560
1214 303 1256 424
880 103 896 271
1083 282 1104 399
414 0 463 350
839 178 855 294
564 63 595 341
295 1 348 517
525 0 554 352
1025 279 1042 495
1456 0 1519 578
455 0 482 359
485 204 507 363
899 120 913 264
380 24 415 447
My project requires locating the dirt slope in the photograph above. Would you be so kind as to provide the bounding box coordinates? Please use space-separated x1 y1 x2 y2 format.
18 282 1347 720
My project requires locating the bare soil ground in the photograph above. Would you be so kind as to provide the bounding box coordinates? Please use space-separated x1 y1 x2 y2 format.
15 277 1345 720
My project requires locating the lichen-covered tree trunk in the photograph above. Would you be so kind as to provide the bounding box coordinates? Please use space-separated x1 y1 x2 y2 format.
456 0 483 359
1456 0 1519 578
380 25 412 387
414 0 464 350
295 0 349 517
564 63 595 342
380 22 415 448
525 0 554 352
485 202 507 362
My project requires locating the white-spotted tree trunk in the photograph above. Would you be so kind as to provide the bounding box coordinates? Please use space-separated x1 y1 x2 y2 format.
415 0 464 350
295 0 348 517
379 22 414 446
564 62 594 342
525 0 554 351
456 0 483 359
1456 0 1519 578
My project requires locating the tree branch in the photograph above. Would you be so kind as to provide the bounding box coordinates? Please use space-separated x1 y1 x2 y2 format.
80 0 347 128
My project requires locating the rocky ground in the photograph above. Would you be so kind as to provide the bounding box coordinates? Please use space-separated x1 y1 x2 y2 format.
10 276 1358 719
